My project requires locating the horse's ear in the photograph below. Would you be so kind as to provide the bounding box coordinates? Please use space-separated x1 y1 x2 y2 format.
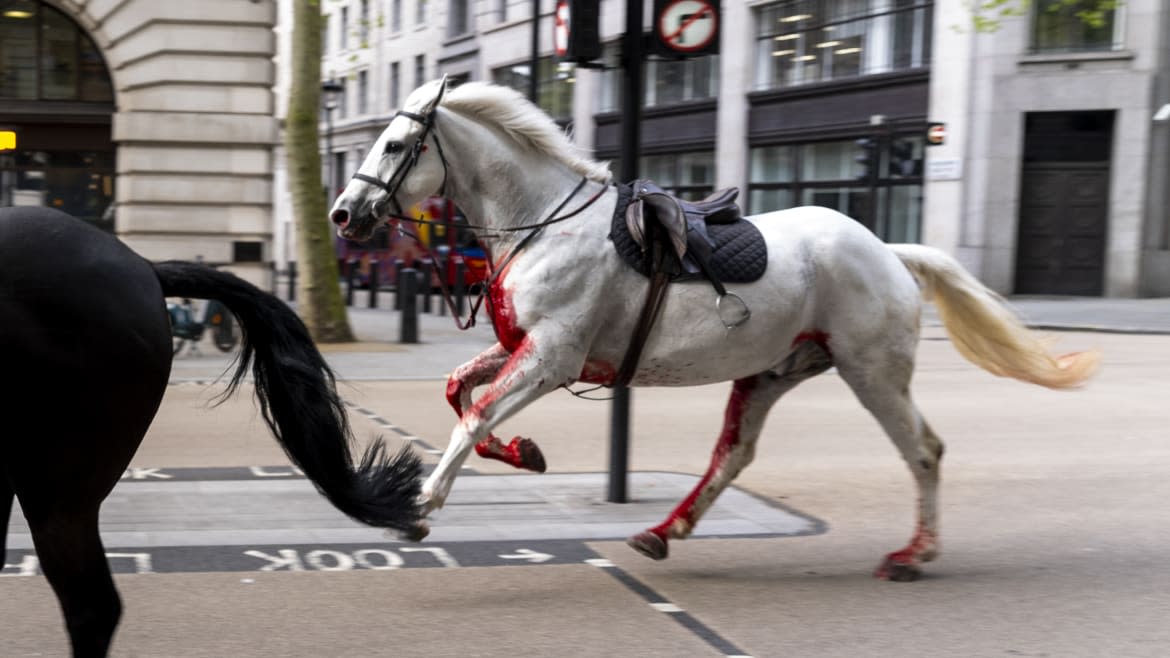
422 75 449 114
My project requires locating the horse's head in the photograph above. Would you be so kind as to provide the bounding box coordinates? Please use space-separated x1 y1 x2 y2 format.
330 77 450 242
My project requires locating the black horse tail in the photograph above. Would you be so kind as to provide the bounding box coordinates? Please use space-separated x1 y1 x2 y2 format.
152 261 423 531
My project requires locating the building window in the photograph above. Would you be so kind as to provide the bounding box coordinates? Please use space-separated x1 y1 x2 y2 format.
359 0 369 43
0 1 113 102
747 136 923 243
497 0 508 22
1030 0 1119 54
418 0 428 25
492 58 575 121
643 152 716 201
338 77 348 118
599 42 718 111
322 14 330 53
754 0 932 91
358 69 369 115
414 54 426 89
390 62 401 108
392 0 402 32
448 0 470 37
340 7 349 49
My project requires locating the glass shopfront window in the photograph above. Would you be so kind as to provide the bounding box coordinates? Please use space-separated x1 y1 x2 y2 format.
0 1 113 102
642 152 715 200
0 149 116 230
747 136 923 242
754 0 931 90
492 57 575 121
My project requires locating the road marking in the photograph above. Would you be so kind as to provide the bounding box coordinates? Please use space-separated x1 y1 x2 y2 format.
650 602 684 613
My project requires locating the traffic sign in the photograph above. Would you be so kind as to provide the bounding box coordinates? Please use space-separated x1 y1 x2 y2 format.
653 0 720 57
554 0 570 57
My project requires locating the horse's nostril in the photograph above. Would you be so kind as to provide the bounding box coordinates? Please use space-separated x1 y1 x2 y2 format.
330 209 350 226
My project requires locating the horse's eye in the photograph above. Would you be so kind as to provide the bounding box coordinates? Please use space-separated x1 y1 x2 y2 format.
384 141 405 156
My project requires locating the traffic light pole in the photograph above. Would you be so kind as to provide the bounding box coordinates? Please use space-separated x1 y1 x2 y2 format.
608 0 645 504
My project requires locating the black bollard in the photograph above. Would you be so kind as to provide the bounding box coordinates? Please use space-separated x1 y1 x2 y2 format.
368 258 379 309
345 259 357 306
454 258 466 318
421 259 433 314
269 261 278 295
288 261 297 302
393 259 405 310
436 254 447 317
400 268 419 343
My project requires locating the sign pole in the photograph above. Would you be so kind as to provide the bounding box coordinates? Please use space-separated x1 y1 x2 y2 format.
608 0 645 504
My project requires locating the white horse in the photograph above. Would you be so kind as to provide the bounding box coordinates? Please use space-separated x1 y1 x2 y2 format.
330 78 1098 581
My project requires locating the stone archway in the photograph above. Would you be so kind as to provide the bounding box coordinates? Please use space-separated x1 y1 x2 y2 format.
0 0 117 229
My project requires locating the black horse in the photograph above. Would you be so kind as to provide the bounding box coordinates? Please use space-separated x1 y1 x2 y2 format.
0 207 422 657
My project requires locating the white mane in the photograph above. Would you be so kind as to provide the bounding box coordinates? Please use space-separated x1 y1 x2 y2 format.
440 82 613 184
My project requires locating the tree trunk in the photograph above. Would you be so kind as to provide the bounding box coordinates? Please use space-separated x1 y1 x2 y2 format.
285 0 354 342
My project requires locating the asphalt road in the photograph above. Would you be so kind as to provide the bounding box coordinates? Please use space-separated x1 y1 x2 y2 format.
3 327 1169 657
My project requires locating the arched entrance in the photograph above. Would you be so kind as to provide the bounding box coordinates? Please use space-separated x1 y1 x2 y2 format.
0 0 116 231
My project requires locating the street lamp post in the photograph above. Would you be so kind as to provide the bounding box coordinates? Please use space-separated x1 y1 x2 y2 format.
321 79 344 198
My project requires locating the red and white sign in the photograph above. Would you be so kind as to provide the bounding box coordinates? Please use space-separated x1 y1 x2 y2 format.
656 0 718 54
554 0 570 57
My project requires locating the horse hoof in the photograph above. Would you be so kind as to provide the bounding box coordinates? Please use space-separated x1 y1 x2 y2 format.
398 521 430 543
627 531 668 560
513 437 547 473
874 556 921 582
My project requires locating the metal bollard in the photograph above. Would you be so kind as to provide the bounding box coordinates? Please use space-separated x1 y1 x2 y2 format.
345 259 357 306
399 268 419 344
368 259 379 309
454 258 466 318
436 255 447 316
421 259 433 314
288 261 297 302
393 259 405 310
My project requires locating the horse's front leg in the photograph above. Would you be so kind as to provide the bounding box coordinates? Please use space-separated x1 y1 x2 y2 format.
446 343 546 473
422 338 578 519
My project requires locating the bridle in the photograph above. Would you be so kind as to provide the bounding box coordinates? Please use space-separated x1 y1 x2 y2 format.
347 82 611 331
350 105 450 221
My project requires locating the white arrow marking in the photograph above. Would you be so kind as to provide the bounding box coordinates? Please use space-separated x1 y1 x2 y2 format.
498 548 555 564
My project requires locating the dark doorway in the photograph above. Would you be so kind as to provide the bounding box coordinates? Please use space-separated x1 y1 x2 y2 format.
1014 111 1113 295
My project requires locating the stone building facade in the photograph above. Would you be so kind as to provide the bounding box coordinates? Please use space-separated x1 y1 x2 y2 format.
1 0 278 282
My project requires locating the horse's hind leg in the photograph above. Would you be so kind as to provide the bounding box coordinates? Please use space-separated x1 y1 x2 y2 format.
628 343 833 560
836 352 944 582
447 343 546 472
25 507 120 657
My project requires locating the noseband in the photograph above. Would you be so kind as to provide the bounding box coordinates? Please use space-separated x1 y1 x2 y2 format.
351 106 450 219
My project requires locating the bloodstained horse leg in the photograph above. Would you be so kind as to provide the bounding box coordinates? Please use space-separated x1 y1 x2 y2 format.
628 342 833 560
446 343 546 472
421 337 576 517
839 368 944 582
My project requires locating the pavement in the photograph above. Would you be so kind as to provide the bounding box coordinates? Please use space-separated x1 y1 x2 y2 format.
5 287 1170 657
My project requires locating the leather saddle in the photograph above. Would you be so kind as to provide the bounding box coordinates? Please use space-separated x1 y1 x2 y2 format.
608 180 762 388
624 180 742 279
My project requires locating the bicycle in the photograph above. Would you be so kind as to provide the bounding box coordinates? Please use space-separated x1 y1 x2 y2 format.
167 297 239 356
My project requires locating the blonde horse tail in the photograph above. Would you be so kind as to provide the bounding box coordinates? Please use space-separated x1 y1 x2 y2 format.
888 244 1099 389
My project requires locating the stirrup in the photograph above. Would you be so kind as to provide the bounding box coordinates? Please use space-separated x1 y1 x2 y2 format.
715 292 750 330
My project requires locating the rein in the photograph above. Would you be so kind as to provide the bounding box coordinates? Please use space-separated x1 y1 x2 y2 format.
394 178 610 330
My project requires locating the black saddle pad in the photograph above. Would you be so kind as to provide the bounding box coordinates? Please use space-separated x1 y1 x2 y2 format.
608 182 768 284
